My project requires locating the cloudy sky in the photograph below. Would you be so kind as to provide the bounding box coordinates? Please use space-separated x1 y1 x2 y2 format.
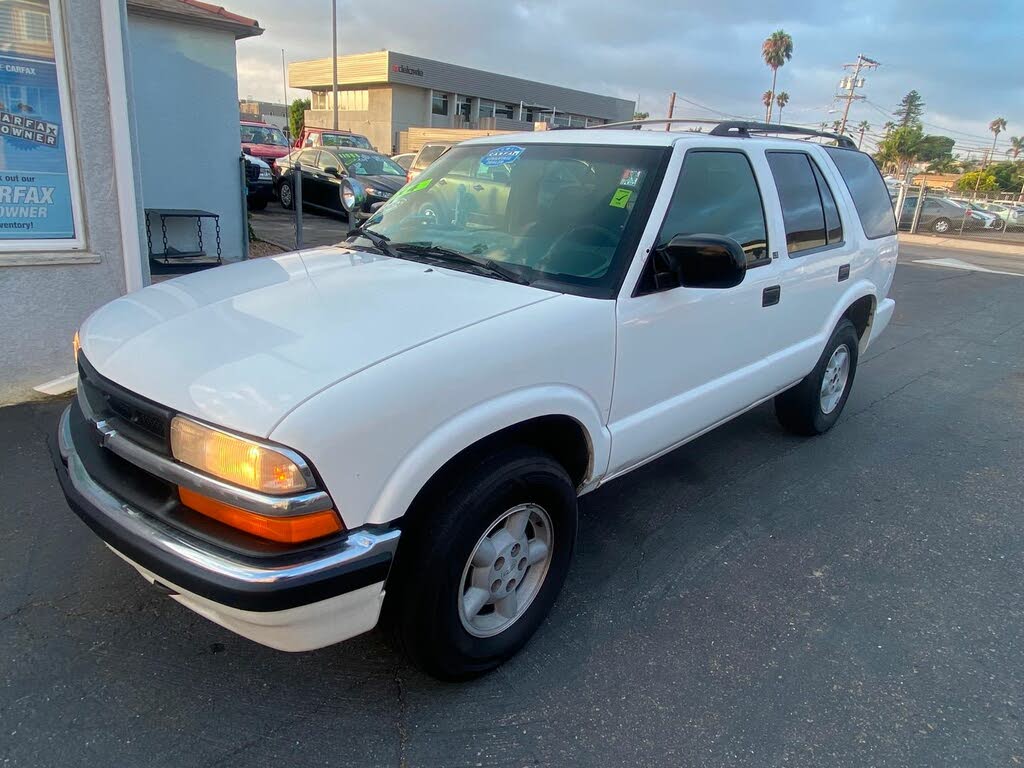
234 0 1022 157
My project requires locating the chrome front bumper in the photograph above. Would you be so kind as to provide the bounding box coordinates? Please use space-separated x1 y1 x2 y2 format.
54 405 400 614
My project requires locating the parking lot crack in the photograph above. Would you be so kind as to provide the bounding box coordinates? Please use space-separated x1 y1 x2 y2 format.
393 662 410 768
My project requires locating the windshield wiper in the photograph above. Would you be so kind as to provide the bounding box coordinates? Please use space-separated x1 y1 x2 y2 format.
391 243 529 285
348 226 397 258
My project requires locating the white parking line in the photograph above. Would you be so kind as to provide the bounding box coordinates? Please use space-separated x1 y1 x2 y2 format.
912 257 1024 277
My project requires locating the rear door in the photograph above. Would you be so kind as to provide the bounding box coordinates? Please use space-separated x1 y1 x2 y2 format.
296 149 324 207
316 150 344 211
761 149 855 375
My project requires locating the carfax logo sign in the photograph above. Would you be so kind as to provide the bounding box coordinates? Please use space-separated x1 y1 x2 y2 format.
0 54 76 241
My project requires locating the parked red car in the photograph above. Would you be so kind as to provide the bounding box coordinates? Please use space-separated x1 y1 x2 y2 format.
240 120 291 168
295 126 373 151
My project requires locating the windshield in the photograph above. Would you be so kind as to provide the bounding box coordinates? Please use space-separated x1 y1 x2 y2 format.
322 133 372 149
241 125 288 147
357 143 666 295
332 151 406 177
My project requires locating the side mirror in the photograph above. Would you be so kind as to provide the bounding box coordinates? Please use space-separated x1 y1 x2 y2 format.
655 234 747 289
341 179 366 213
323 166 340 177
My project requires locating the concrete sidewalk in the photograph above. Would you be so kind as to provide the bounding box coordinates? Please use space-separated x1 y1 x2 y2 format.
900 232 1024 257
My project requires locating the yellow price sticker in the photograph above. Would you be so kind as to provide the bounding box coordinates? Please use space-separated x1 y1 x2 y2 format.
609 188 633 208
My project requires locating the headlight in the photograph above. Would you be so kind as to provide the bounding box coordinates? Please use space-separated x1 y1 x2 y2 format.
170 415 312 494
364 187 392 200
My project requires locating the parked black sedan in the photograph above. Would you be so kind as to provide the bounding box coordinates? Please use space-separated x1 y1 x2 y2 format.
275 147 407 220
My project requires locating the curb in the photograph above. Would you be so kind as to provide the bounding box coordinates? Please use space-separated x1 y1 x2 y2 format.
899 234 1024 257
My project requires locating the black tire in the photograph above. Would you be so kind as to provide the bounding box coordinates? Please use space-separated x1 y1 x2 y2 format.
775 318 859 436
383 445 577 679
931 217 951 234
278 180 294 210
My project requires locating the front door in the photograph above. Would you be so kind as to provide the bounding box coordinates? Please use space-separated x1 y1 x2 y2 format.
607 147 786 476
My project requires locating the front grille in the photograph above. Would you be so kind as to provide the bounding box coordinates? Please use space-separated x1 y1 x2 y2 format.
245 161 261 183
78 354 173 455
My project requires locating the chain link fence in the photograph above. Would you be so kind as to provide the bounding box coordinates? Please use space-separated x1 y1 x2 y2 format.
894 182 1024 243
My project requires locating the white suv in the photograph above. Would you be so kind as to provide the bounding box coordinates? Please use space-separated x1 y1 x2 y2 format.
55 122 898 679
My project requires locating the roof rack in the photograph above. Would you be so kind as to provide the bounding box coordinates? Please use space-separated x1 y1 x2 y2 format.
709 120 857 149
591 117 858 149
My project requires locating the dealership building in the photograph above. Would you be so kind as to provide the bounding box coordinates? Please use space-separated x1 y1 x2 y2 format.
288 50 635 153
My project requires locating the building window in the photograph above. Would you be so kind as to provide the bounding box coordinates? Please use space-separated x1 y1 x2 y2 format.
338 90 368 111
455 97 470 120
495 103 515 119
21 10 52 42
431 93 448 116
478 99 494 118
0 0 84 253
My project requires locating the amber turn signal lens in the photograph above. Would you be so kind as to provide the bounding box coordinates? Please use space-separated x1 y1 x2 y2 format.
178 487 343 544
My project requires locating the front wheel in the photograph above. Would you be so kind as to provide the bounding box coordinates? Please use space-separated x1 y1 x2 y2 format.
775 318 859 436
383 446 577 679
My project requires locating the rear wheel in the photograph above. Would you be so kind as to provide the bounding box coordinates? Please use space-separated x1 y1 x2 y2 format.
775 318 859 436
278 180 294 210
383 446 577 679
931 217 951 234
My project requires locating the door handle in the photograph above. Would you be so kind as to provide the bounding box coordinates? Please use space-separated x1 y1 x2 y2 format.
762 285 781 307
473 184 484 191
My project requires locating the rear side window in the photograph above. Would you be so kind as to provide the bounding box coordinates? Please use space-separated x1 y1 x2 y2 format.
415 144 448 169
824 147 897 239
811 162 843 244
766 152 827 254
655 150 769 266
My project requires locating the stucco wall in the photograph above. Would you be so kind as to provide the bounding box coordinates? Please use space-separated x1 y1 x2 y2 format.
304 85 395 153
0 2 130 405
126 15 245 263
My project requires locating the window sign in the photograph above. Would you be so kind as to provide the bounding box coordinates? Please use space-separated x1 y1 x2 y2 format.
0 0 83 250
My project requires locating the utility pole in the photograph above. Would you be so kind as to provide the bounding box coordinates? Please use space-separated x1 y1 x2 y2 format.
858 123 867 149
280 49 288 135
836 54 878 135
665 91 676 131
331 0 339 130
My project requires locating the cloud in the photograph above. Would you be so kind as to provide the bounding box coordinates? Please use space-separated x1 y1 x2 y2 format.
234 0 1023 153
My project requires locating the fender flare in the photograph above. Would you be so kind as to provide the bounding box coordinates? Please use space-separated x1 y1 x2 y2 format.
822 279 877 351
363 385 610 526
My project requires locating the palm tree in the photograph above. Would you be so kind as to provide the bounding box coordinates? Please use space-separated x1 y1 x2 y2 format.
987 117 1007 166
857 120 870 149
775 91 789 123
761 29 793 122
883 121 895 138
977 117 1007 193
1005 135 1022 161
761 90 774 122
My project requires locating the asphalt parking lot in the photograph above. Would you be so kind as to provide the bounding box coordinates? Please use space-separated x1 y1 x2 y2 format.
250 202 349 250
2 243 1022 768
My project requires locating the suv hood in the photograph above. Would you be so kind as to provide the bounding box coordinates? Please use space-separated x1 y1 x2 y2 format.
243 143 289 159
80 247 554 437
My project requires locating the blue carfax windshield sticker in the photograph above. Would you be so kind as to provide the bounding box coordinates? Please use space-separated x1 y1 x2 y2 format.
480 145 524 166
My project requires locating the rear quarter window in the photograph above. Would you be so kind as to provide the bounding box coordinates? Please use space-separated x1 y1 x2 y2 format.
824 148 897 239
